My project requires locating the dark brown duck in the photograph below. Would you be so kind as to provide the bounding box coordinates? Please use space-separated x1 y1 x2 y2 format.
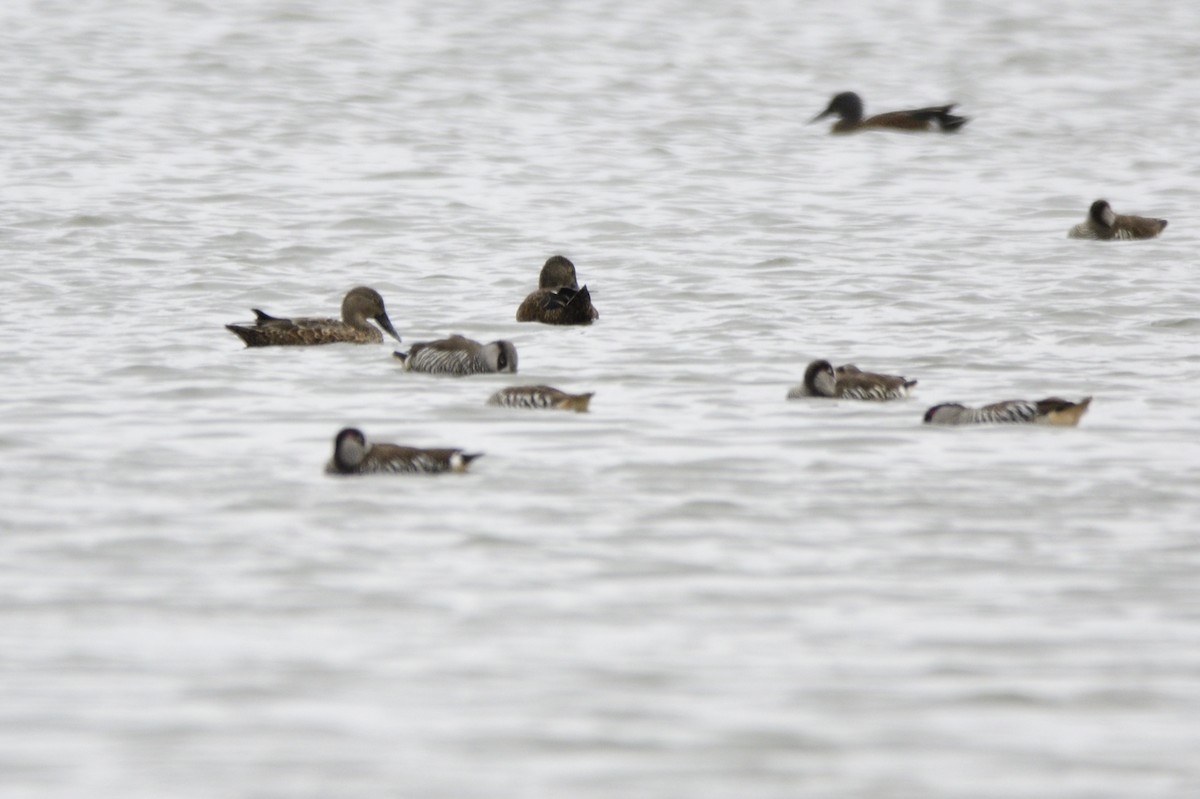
1068 200 1167 240
516 255 599 325
226 286 400 347
811 91 967 134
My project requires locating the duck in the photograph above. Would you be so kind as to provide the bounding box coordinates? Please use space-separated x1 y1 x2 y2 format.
923 397 1092 426
325 427 482 475
394 334 517 375
226 286 400 347
811 91 968 134
1068 200 1167 240
487 385 594 412
516 255 599 325
787 360 917 401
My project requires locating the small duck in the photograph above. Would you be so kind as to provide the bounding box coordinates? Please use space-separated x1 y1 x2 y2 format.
787 360 917 401
811 91 968 134
487 385 594 412
226 286 401 347
394 334 517 375
1068 200 1167 240
325 427 482 475
923 397 1092 426
516 255 599 325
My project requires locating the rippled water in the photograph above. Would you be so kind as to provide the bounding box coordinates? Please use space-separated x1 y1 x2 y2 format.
3 1 1200 797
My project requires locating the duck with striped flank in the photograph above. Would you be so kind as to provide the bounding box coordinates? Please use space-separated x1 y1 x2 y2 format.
226 286 401 347
1068 200 1167 240
394 334 517 376
487 385 594 412
325 428 482 475
516 255 599 325
811 91 967 134
923 397 1092 426
788 360 917 401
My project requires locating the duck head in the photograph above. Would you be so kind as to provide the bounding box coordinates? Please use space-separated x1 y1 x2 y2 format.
344 287 401 341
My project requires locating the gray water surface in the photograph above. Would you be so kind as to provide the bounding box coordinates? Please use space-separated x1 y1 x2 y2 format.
3 1 1200 797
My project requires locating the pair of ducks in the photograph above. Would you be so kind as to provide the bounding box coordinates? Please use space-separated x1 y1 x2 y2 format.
225 255 599 373
814 93 1168 240
789 359 1092 427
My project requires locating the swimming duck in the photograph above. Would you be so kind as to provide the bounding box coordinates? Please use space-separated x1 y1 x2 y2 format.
516 255 599 325
1068 200 1167 240
325 427 482 475
787 360 917 401
487 385 594 412
394 334 517 375
811 91 968 134
226 286 401 347
923 397 1092 426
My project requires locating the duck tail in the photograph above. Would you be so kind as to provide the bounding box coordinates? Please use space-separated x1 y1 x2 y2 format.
560 392 594 413
937 111 968 131
456 452 485 471
1040 396 1092 426
392 350 409 367
225 324 260 347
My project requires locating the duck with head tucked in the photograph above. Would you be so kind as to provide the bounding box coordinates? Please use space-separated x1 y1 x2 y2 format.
788 359 917 401
394 334 517 376
487 385 593 412
924 397 1091 426
1068 200 1167 240
516 255 599 325
326 427 482 475
811 91 968 134
226 286 401 347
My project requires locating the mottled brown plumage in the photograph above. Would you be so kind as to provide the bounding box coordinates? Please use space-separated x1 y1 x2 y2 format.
811 92 967 134
1068 200 1167 240
487 385 594 412
516 255 599 325
226 287 401 347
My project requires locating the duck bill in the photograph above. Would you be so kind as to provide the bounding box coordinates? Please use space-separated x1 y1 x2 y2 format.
376 313 401 342
809 107 833 124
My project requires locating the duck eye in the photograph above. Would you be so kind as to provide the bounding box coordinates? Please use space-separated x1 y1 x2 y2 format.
498 352 507 368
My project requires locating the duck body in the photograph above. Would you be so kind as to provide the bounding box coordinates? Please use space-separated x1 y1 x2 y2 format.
326 428 481 475
516 255 599 325
394 334 518 375
788 360 916 401
226 286 401 347
812 91 967 134
923 397 1091 426
1068 200 1167 240
487 385 593 412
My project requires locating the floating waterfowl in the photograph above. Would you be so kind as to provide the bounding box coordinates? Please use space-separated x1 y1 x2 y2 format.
487 385 593 412
787 360 917 401
811 91 967 134
516 255 599 325
923 397 1092 426
394 334 517 375
1068 200 1167 240
325 427 482 475
226 286 400 347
